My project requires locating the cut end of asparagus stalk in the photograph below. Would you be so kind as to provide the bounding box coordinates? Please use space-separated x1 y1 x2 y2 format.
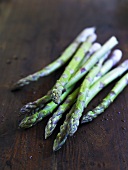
89 43 101 54
110 49 122 65
76 27 96 42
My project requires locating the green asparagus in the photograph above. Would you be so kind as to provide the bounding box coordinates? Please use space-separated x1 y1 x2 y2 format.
81 72 128 123
68 60 128 136
51 34 97 104
20 89 52 114
45 49 121 139
53 106 75 151
67 52 110 135
20 48 121 115
66 36 118 89
45 88 79 139
19 86 74 129
53 60 128 151
11 27 95 91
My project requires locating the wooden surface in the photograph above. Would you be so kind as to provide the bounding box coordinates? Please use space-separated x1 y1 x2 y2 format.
0 0 128 169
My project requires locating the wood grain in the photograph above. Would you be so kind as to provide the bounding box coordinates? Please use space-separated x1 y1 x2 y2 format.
0 0 128 169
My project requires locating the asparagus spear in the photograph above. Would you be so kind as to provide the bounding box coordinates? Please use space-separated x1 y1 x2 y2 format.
66 51 110 135
68 60 128 136
11 27 96 91
20 42 101 115
19 86 74 129
81 73 128 123
45 88 79 139
53 60 128 151
51 34 97 104
45 49 121 138
20 89 52 114
53 106 75 151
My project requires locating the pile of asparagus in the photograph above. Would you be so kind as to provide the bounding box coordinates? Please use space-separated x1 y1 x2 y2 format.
12 27 128 151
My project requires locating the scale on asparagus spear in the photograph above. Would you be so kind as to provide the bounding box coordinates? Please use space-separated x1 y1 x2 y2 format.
11 27 128 152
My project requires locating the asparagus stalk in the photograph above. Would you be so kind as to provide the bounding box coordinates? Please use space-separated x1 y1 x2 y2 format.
51 34 97 104
53 60 128 151
53 106 75 151
66 52 110 135
66 37 118 89
45 88 79 139
81 73 128 123
68 60 128 136
45 49 121 139
19 86 74 129
11 27 96 91
20 90 52 114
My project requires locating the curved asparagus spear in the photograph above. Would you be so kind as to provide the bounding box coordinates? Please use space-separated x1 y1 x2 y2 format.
11 27 96 91
19 86 74 129
81 73 128 123
53 60 128 151
66 36 118 89
68 60 128 136
45 88 79 139
51 34 97 104
53 106 75 151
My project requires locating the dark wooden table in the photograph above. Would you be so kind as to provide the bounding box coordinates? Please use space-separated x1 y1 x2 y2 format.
0 0 128 169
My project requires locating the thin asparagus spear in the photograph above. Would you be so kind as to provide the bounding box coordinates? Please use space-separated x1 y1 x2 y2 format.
20 89 52 114
45 88 79 139
51 34 97 104
11 27 96 91
66 36 118 89
53 106 75 151
53 60 128 151
81 73 128 123
19 86 74 129
68 60 128 136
